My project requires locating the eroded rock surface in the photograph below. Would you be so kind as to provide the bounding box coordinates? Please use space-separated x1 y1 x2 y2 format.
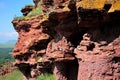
12 0 120 80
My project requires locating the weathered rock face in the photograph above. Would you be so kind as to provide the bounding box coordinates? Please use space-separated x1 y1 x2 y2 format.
21 5 34 16
12 0 120 80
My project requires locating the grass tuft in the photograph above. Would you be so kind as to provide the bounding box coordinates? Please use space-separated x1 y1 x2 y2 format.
37 73 55 80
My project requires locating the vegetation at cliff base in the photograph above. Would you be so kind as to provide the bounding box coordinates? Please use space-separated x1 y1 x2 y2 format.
0 71 55 80
37 73 55 80
0 71 23 80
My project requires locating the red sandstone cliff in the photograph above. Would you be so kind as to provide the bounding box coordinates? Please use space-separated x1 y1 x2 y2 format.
12 0 120 80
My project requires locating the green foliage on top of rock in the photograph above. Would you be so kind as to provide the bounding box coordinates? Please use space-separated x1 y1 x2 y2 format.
27 6 43 17
13 2 43 22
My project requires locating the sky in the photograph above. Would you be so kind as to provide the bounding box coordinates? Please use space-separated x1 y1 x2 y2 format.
0 0 34 43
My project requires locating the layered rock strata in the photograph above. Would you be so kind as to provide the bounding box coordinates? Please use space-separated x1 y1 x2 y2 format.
12 0 120 80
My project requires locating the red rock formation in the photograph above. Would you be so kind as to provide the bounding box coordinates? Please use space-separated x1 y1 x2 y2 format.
21 5 34 16
12 0 120 80
12 16 52 80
